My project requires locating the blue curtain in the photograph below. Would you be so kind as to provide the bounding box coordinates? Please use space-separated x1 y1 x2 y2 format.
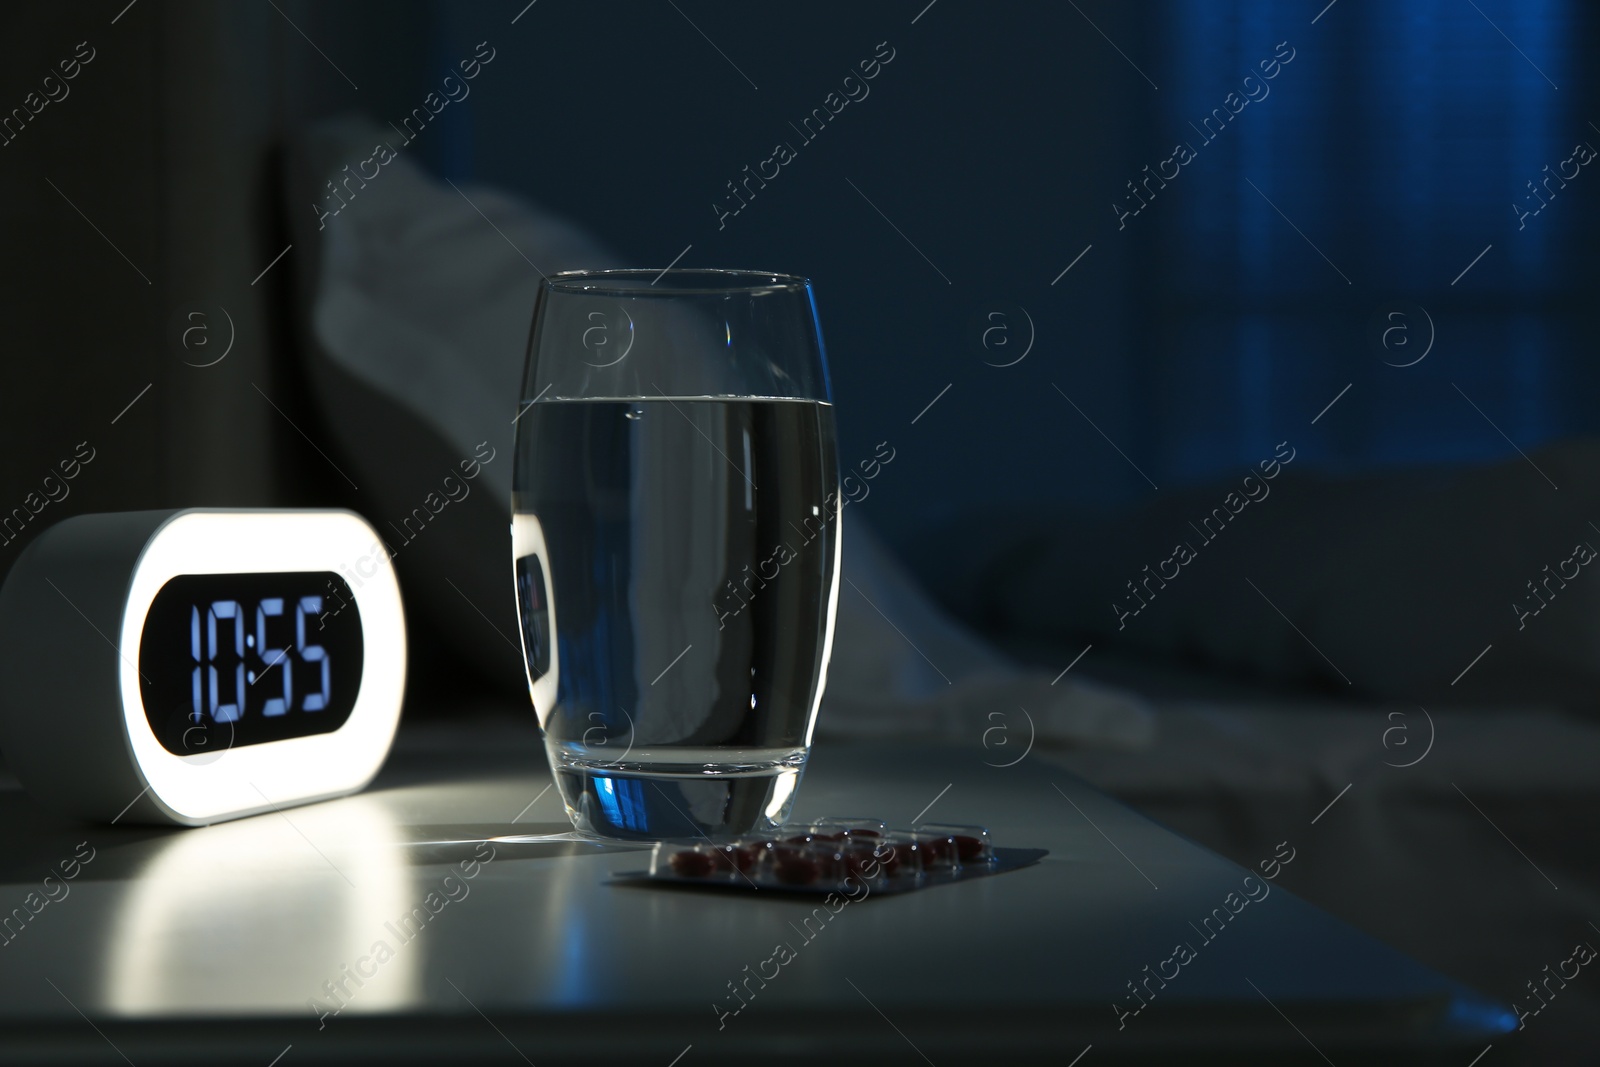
1141 0 1592 485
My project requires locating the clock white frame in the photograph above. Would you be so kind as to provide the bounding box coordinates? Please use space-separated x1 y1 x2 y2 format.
510 512 560 725
0 509 406 825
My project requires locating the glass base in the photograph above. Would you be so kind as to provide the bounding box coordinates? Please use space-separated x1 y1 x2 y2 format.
550 746 807 841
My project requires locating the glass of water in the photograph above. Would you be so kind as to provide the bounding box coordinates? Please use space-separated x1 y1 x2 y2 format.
513 270 840 839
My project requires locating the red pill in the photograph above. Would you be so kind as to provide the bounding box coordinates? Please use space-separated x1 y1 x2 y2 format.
715 844 758 873
952 835 986 862
842 844 883 880
669 849 715 878
772 849 821 885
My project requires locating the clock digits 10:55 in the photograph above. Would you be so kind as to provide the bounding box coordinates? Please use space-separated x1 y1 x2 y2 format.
139 571 364 755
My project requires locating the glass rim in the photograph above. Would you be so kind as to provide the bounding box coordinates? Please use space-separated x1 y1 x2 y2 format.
541 268 813 295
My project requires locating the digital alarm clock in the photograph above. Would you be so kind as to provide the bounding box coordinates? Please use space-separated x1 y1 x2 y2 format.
0 509 406 825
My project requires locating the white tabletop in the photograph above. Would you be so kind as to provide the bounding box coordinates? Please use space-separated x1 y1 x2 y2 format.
0 718 1515 1064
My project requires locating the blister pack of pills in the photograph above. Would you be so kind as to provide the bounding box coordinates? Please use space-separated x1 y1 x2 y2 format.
615 818 1045 896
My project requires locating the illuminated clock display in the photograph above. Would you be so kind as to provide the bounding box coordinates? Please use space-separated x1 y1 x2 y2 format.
138 572 365 755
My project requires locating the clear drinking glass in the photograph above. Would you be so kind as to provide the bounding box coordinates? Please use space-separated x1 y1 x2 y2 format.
512 269 841 840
